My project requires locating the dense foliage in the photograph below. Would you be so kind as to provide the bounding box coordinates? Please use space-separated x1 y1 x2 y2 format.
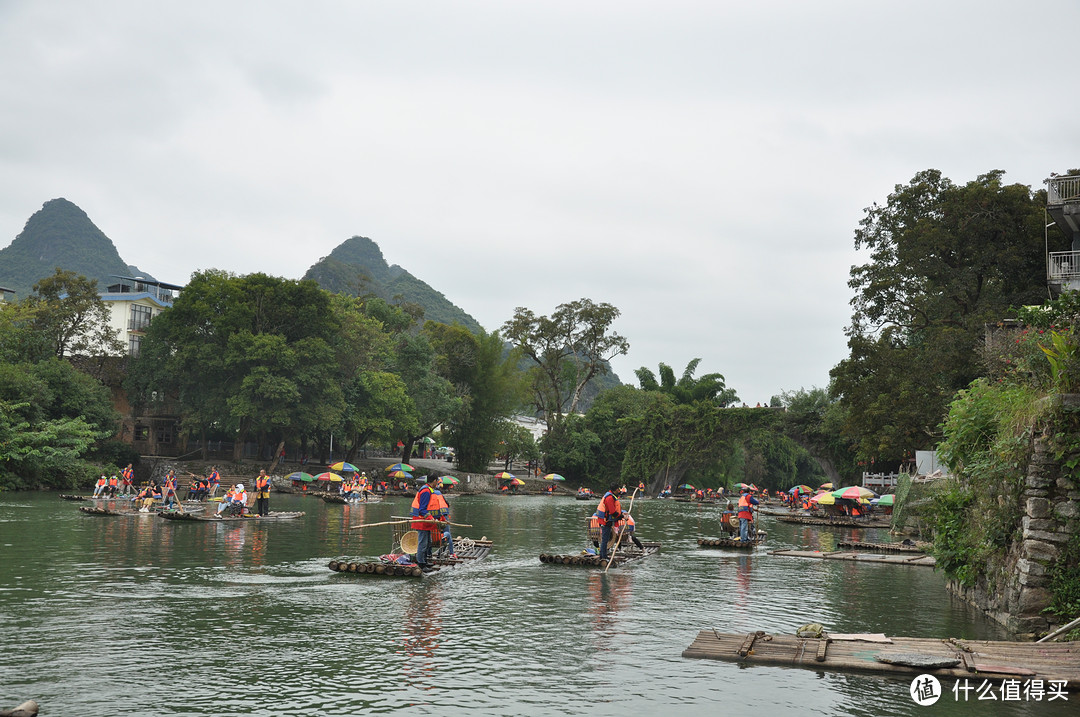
831 169 1055 466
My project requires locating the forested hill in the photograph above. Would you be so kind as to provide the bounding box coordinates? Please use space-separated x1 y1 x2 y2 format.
0 199 148 299
303 235 484 332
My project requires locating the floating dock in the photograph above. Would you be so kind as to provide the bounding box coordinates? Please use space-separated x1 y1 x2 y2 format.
769 549 936 566
682 630 1080 688
835 540 929 553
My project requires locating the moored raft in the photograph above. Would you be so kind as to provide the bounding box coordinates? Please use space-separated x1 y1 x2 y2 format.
774 514 891 529
697 532 766 549
321 493 383 504
79 505 204 517
159 510 304 522
539 541 661 568
768 549 937 567
328 536 493 578
682 630 1080 688
835 539 930 553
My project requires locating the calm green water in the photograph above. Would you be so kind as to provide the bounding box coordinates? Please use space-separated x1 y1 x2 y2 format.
0 493 1072 716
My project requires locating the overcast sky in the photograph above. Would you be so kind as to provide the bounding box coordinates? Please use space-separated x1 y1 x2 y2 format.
2 1 1077 404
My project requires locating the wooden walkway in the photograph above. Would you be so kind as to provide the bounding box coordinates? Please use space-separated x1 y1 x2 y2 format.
683 631 1080 688
769 549 936 566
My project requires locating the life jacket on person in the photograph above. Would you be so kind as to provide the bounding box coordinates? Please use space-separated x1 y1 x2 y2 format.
199 479 209 492
256 476 270 494
121 466 133 481
96 477 107 488
596 492 621 525
618 514 636 533
637 482 645 491
209 471 220 485
108 476 119 488
738 493 755 520
410 484 435 530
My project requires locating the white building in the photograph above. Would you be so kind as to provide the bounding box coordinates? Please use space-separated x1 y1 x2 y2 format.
99 276 183 357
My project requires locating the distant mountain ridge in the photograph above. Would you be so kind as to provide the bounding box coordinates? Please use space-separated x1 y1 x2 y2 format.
303 235 483 332
0 199 484 335
0 199 148 298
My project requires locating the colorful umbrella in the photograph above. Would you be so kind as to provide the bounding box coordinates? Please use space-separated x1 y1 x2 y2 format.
788 484 812 494
314 472 343 482
542 473 566 481
810 492 836 505
286 471 315 483
439 476 459 486
677 483 695 490
874 494 896 506
493 471 516 480
329 461 358 472
386 463 414 472
508 478 525 486
388 470 412 478
832 486 877 500
819 482 834 490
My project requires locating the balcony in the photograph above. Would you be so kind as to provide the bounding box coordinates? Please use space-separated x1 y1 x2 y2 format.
1048 251 1080 283
1048 175 1080 205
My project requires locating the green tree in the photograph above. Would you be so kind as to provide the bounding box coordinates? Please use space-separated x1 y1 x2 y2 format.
393 332 461 463
831 169 1052 464
29 269 123 359
129 271 345 461
425 323 525 472
502 298 628 431
634 358 739 406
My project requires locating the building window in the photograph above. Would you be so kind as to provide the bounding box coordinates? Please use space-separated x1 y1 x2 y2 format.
134 425 149 441
129 304 152 331
129 334 142 357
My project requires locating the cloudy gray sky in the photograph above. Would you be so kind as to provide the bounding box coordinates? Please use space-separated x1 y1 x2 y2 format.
2 1 1077 403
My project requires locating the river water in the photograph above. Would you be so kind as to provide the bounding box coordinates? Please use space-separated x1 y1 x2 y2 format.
0 492 1072 716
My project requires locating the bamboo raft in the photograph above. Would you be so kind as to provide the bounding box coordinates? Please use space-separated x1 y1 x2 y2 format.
774 514 891 529
159 510 304 522
682 630 1080 688
328 537 493 578
78 505 203 517
835 540 930 553
321 494 384 504
539 541 661 568
698 532 767 549
769 549 936 567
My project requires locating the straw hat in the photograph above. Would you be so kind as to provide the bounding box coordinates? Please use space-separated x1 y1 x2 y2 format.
400 530 419 555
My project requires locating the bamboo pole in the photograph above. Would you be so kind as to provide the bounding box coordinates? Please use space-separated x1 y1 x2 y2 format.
348 518 472 530
604 487 640 573
1037 614 1080 643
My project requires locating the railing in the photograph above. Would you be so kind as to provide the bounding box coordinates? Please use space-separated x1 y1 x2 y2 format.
1048 251 1080 281
1047 175 1080 205
862 472 898 491
128 319 151 331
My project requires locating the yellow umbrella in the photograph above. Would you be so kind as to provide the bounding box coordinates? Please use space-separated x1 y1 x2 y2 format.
810 491 836 505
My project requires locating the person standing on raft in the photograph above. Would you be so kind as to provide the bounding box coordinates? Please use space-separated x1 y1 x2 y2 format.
596 483 623 560
254 470 271 516
737 487 759 541
410 476 437 571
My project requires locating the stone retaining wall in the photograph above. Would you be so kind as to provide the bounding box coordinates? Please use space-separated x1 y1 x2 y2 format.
946 423 1079 638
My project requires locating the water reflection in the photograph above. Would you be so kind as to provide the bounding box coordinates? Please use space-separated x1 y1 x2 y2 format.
587 572 633 654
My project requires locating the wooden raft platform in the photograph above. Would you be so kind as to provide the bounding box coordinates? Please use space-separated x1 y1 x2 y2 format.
698 532 767 549
321 494 384 504
682 631 1080 687
774 514 891 529
538 541 661 568
770 549 936 566
159 510 304 522
327 538 493 578
79 505 204 517
836 540 929 553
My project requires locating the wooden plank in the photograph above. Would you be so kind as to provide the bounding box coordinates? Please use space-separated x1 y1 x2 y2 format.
682 631 1080 687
